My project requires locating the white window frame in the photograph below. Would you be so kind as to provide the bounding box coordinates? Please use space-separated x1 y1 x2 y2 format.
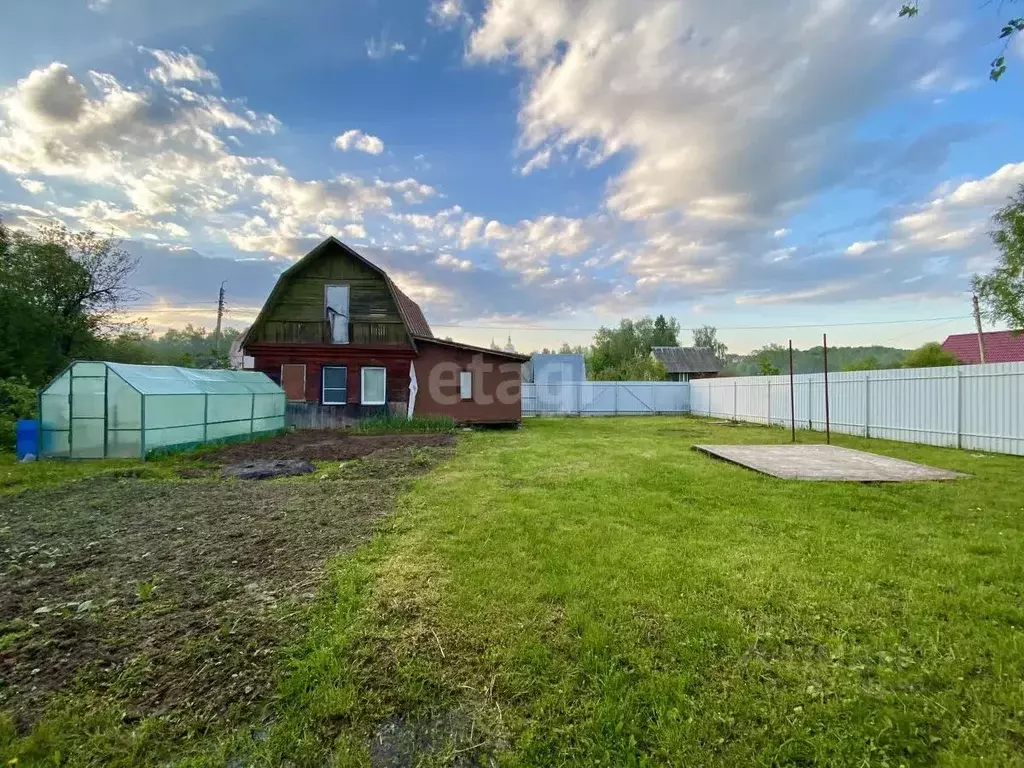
361 366 387 406
460 370 473 400
321 366 348 405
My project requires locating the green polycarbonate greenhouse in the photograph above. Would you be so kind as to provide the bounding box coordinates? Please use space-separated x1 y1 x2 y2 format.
39 361 286 459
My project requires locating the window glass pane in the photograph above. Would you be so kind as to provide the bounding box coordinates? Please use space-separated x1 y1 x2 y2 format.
362 368 386 404
460 371 472 400
326 285 350 343
323 366 347 388
323 366 347 404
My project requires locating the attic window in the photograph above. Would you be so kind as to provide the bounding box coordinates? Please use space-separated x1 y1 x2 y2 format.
326 285 350 344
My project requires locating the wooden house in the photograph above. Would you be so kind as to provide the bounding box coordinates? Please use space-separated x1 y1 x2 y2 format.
241 237 528 426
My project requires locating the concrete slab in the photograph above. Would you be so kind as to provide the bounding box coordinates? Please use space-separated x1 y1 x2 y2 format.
693 444 968 482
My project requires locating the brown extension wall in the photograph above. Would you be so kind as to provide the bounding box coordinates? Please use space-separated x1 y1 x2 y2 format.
413 340 522 424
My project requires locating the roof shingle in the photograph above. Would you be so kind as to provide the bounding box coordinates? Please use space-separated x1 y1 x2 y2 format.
650 346 720 374
942 331 1024 364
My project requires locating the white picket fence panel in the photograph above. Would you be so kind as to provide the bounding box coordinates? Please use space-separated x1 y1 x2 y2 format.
688 362 1024 456
522 382 690 416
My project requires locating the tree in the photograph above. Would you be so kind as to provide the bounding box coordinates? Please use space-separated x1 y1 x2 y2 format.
692 325 728 363
0 221 140 383
842 356 880 372
588 316 679 380
974 183 1024 330
900 2 1022 81
757 353 782 376
652 314 680 347
902 342 959 368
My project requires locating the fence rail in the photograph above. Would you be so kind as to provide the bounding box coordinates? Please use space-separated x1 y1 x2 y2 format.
689 362 1024 456
523 382 690 416
525 363 1024 456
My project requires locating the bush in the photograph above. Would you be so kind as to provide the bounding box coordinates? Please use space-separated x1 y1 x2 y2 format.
0 377 37 451
354 413 457 435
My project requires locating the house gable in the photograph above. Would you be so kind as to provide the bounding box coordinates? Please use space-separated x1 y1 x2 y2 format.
243 238 429 348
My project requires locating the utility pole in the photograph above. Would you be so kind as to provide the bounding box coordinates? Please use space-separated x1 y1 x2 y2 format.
214 281 226 350
972 292 986 364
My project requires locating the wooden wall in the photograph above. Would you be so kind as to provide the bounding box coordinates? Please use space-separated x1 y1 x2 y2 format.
247 243 409 345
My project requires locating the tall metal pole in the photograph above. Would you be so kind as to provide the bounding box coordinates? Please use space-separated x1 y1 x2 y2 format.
789 339 796 443
823 333 831 445
215 281 227 351
972 292 987 364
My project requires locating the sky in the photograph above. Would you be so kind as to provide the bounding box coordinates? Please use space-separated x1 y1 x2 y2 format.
1 0 1023 354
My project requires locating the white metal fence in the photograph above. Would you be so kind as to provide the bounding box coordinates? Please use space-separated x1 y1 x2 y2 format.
689 362 1024 456
523 382 690 416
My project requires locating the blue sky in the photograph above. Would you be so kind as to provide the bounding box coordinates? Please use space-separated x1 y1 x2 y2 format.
1 0 1023 353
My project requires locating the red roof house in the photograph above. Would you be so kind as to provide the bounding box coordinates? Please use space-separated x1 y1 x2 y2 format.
241 237 528 426
941 330 1024 364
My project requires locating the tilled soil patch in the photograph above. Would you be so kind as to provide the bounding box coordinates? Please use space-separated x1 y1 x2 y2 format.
0 445 453 733
202 429 457 463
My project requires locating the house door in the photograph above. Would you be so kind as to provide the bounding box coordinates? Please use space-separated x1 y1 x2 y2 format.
281 364 307 401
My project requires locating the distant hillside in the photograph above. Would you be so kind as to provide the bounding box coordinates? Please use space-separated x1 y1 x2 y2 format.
724 344 912 376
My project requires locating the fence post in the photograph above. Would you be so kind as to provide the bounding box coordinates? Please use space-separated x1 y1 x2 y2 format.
767 380 772 426
864 374 869 438
733 380 737 422
955 367 963 449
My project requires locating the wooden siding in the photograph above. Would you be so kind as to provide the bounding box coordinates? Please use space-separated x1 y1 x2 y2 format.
247 244 409 345
414 340 523 424
249 344 415 406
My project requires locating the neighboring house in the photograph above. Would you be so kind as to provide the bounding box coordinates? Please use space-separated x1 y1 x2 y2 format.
526 353 587 385
650 347 720 382
942 331 1024 365
241 237 529 425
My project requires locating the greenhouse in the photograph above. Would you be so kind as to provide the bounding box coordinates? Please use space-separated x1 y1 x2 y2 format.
39 362 286 459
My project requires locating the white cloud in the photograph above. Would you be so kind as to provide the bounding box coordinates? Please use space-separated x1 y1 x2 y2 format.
142 48 220 88
845 240 883 256
366 34 407 60
53 200 190 239
436 253 473 270
457 215 485 247
16 177 45 194
520 147 552 175
87 0 111 11
0 60 438 266
892 162 1024 252
334 129 385 155
429 0 468 27
467 0 972 293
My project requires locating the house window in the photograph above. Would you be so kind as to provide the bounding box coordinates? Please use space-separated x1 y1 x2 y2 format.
322 366 348 405
361 366 386 405
460 370 473 400
325 284 350 344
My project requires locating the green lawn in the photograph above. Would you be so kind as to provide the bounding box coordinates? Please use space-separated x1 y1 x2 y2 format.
4 417 1024 765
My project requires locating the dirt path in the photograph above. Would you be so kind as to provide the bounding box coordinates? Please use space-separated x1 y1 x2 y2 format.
0 441 454 732
202 430 456 463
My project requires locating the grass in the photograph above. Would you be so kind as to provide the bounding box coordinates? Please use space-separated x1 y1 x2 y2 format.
354 413 457 435
4 417 1024 765
247 417 1024 766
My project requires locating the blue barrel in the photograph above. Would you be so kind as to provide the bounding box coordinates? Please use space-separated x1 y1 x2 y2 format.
16 419 39 460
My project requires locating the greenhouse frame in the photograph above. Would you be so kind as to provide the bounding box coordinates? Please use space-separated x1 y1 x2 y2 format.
40 361 286 459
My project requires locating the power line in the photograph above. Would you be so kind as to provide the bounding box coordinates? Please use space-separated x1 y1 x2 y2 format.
428 315 973 333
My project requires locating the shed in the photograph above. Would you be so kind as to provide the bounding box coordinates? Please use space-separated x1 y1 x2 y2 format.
39 361 285 459
650 347 720 382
